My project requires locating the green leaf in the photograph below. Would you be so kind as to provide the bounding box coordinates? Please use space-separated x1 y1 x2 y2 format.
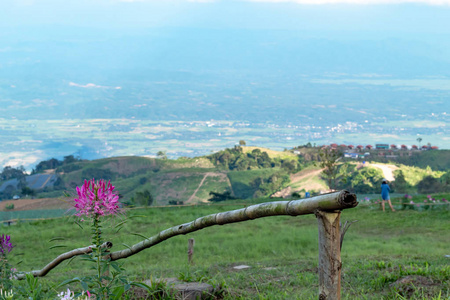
48 237 65 242
128 214 146 219
65 256 77 266
57 277 82 288
111 262 122 273
131 232 150 240
111 286 125 300
49 245 67 250
101 263 110 275
121 243 132 250
114 220 127 228
130 282 152 292
74 220 84 230
80 280 89 291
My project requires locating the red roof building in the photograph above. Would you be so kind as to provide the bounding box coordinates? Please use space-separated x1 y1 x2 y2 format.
401 145 408 150
431 146 439 150
365 145 373 149
391 144 397 149
348 145 354 149
411 145 418 149
356 145 363 149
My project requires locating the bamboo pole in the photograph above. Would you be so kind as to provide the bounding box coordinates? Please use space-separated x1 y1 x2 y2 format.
18 190 357 279
108 190 356 261
16 242 112 280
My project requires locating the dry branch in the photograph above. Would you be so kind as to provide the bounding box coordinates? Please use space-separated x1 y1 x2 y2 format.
19 190 357 278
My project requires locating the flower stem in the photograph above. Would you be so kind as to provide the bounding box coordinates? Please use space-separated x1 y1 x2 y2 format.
92 214 103 288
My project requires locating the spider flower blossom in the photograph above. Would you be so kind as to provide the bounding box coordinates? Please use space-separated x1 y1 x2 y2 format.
0 234 13 255
74 179 120 217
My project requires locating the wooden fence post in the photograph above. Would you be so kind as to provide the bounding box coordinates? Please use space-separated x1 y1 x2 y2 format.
316 210 341 300
188 238 195 265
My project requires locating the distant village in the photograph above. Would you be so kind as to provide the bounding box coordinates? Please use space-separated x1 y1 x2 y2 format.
325 143 439 159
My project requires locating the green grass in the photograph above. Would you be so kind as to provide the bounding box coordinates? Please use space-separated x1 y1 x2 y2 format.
2 194 450 299
0 209 70 222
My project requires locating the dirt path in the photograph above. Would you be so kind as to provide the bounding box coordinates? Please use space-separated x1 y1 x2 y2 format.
290 168 324 184
186 172 230 204
370 163 399 181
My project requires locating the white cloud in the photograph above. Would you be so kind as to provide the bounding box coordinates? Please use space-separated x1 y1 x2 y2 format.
69 82 122 89
69 82 104 88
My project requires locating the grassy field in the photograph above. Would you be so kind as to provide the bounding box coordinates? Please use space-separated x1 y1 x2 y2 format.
2 194 450 299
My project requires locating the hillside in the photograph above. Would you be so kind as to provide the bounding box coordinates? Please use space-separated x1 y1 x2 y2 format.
0 147 449 206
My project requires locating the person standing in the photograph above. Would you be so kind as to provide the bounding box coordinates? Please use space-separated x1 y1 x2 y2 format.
381 179 395 212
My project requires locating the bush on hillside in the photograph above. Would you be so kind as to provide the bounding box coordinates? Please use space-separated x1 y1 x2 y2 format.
208 146 302 173
337 166 384 194
208 190 236 202
417 175 450 194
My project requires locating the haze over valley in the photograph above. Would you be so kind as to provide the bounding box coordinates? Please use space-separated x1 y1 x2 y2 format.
1 0 449 170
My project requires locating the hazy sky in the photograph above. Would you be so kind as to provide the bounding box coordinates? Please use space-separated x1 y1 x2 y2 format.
1 0 449 35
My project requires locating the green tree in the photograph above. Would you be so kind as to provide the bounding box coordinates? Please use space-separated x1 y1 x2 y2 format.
21 187 36 197
157 151 167 160
132 189 154 206
1 166 26 181
417 176 442 194
239 140 246 146
440 171 450 192
208 190 236 202
33 158 62 173
317 148 344 191
417 137 422 148
63 155 78 164
391 170 409 193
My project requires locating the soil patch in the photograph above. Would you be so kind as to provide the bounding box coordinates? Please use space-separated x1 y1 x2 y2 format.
0 198 72 211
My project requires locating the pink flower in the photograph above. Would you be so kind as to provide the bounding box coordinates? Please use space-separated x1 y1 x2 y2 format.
427 195 431 199
424 199 427 203
74 179 120 217
409 201 414 204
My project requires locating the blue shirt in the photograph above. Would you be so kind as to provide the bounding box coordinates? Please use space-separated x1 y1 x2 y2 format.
381 183 390 200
